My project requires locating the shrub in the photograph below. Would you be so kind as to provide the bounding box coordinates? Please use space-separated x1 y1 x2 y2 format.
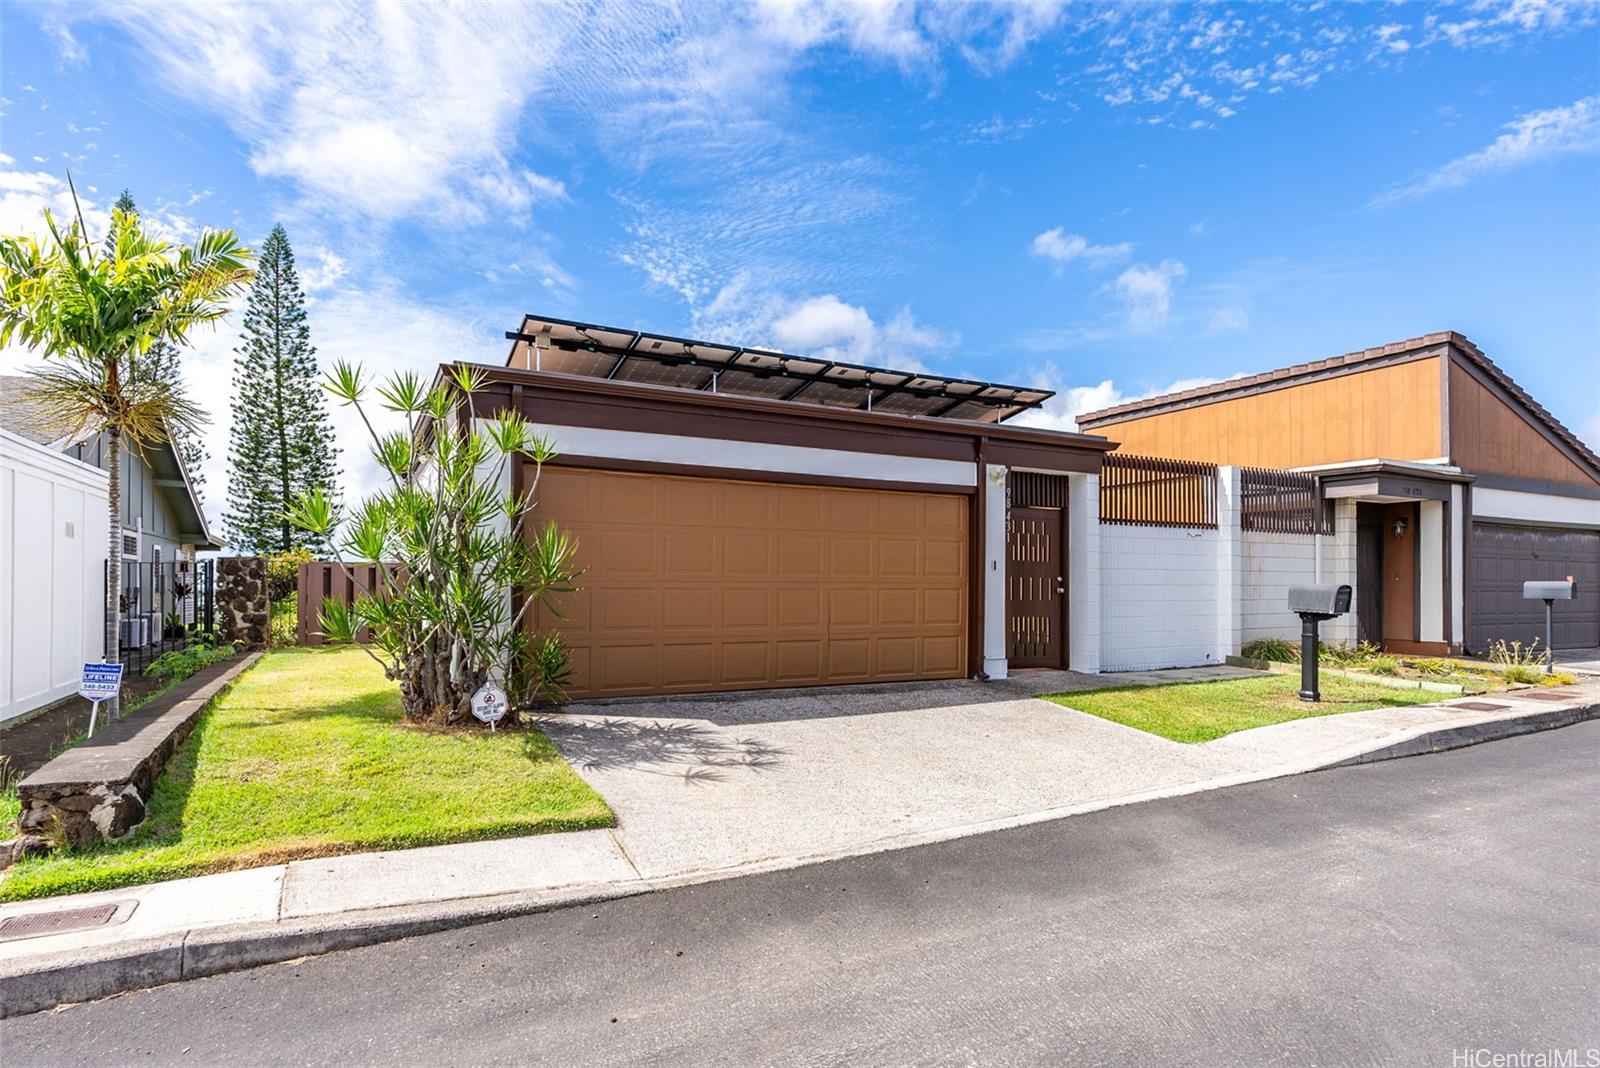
264 548 314 604
1366 654 1401 676
1487 638 1556 685
288 364 580 726
1404 657 1454 677
1241 638 1298 663
269 599 298 647
145 639 239 682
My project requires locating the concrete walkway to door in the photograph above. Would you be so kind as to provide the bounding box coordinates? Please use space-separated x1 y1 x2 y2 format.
536 665 1275 879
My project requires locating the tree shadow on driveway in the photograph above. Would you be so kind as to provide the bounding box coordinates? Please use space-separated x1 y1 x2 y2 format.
531 716 790 786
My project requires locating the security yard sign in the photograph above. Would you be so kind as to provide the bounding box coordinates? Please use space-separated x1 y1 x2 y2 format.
471 682 509 731
79 662 124 737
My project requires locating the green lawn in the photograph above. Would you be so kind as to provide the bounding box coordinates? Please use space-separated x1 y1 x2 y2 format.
1 646 613 901
1042 672 1438 744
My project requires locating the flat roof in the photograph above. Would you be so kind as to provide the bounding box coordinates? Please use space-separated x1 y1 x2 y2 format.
505 314 1053 424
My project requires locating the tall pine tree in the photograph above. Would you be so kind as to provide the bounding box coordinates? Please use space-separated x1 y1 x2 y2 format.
107 190 211 495
225 224 339 552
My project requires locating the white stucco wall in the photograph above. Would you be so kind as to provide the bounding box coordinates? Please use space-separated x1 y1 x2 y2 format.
1099 524 1223 671
1 428 110 724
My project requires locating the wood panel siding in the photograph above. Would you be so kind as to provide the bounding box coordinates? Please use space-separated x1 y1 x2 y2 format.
1091 358 1443 468
1447 361 1597 488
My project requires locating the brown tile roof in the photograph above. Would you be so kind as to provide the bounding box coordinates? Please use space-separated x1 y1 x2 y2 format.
1076 331 1600 475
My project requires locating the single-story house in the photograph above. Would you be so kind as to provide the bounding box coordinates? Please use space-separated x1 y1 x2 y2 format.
1077 332 1600 654
446 318 1593 702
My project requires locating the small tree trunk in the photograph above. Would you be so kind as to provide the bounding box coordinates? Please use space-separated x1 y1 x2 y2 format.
105 426 123 718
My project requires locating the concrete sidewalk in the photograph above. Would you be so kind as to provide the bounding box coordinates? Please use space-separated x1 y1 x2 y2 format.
3 670 1597 1017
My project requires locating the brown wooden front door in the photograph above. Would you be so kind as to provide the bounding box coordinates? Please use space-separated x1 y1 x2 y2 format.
1007 506 1065 668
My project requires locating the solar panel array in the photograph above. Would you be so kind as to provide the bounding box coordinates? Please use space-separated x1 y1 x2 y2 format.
506 315 1053 423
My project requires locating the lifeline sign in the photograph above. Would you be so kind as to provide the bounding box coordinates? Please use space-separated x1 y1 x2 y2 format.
78 662 124 702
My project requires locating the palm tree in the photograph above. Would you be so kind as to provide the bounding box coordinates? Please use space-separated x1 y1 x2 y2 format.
0 189 252 714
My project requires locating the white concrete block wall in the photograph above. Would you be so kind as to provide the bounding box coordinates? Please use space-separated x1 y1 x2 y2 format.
1239 503 1357 648
1099 525 1223 671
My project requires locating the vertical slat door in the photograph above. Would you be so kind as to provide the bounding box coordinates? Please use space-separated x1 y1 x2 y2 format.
1007 506 1064 668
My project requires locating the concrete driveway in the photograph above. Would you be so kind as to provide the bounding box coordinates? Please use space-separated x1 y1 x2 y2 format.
538 666 1264 880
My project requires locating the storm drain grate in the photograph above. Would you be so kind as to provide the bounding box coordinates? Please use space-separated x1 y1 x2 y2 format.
0 903 121 942
1449 701 1510 713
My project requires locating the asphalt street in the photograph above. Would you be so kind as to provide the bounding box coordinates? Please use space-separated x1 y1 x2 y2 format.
6 722 1598 1066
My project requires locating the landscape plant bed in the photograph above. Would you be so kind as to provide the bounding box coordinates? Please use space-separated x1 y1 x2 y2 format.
0 646 613 901
1235 640 1574 692
1042 673 1438 744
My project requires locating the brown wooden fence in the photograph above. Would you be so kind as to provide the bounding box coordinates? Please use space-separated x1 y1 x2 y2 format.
1239 466 1332 534
295 561 389 646
1099 453 1218 528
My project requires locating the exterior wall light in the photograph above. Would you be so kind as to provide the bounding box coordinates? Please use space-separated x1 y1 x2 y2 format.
1392 516 1408 538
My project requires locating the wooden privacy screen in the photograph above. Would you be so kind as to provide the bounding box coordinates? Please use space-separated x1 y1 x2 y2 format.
1239 466 1333 535
295 561 390 646
1099 453 1218 528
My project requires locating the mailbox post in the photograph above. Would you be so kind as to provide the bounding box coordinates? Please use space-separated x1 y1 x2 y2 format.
1522 579 1577 674
1288 584 1353 702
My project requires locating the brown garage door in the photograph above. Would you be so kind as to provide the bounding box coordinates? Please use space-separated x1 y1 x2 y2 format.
1468 524 1600 651
533 467 969 698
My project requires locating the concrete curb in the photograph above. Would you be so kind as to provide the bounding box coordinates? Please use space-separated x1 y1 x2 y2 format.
1322 702 1600 767
3 697 1596 1018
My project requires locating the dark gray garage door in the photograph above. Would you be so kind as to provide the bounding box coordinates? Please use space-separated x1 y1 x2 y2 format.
1468 524 1600 651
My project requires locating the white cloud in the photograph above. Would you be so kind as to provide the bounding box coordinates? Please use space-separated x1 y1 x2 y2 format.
0 156 111 240
693 281 951 368
1372 95 1600 206
1029 227 1133 269
1114 259 1188 332
81 1 575 226
1011 367 1237 433
1206 305 1250 334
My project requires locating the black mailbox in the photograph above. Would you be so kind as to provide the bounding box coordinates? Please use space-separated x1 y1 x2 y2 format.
1523 578 1577 674
1289 583 1353 702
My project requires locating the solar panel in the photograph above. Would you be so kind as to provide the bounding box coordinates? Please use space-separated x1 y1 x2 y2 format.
506 314 1052 423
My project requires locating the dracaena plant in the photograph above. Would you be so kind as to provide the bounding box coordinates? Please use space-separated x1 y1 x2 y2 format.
287 363 580 725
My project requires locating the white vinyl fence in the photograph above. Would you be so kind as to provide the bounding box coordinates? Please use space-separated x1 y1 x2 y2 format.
1 428 109 724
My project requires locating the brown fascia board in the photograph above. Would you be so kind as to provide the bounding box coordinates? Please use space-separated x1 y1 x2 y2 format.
448 362 1119 455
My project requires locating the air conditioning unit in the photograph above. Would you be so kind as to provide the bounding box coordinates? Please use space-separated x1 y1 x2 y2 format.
120 616 150 648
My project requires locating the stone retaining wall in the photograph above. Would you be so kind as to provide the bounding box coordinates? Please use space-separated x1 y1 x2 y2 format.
9 653 263 861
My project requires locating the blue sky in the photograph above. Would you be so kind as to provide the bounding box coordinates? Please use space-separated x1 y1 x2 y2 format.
1 1 1597 514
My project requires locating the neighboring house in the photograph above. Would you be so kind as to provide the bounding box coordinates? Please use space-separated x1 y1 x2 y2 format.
0 375 223 666
1077 333 1600 654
